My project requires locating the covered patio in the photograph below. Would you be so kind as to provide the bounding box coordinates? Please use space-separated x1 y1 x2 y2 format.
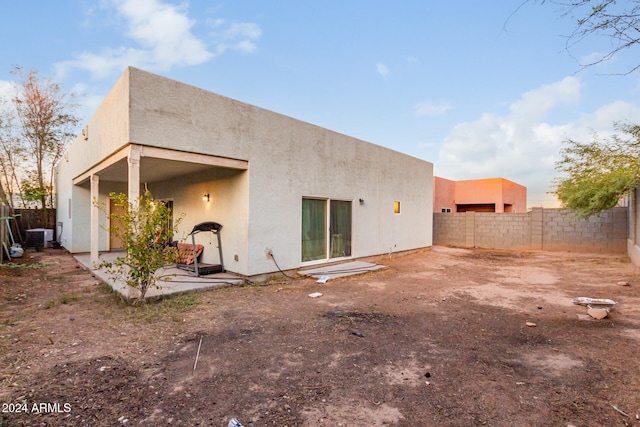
72 143 248 270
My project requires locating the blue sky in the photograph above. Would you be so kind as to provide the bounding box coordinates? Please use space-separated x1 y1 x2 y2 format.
2 1 640 207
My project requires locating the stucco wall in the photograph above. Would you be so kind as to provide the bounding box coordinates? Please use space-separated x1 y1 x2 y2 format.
433 177 455 212
501 179 527 213
149 168 249 273
455 179 503 207
433 207 627 253
55 69 131 252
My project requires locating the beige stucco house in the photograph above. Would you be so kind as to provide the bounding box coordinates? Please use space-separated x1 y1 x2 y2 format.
55 67 433 277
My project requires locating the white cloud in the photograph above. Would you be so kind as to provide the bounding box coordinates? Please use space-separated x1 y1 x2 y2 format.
435 76 640 208
0 80 15 99
580 51 608 67
209 20 262 54
414 101 452 117
0 81 17 114
56 48 145 80
56 0 261 79
376 63 389 76
509 77 581 122
586 100 640 128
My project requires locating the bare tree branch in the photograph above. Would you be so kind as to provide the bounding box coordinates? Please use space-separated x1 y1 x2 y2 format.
518 0 640 74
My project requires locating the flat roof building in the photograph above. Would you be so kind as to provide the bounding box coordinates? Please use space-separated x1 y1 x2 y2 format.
434 177 526 213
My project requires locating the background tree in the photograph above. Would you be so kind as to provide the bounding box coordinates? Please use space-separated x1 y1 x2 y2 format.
9 66 78 209
553 122 640 218
98 191 182 303
520 1 640 216
0 99 27 209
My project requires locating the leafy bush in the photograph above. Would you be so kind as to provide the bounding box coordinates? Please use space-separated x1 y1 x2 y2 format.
97 190 183 303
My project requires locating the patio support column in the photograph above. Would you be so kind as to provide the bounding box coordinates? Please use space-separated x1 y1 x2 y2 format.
128 145 141 207
90 174 100 269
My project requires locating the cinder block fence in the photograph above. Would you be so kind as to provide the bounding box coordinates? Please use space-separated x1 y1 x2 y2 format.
433 207 627 253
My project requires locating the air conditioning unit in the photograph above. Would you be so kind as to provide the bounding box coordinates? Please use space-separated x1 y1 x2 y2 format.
25 228 54 248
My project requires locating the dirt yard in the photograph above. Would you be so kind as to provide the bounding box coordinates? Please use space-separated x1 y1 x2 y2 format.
1 246 640 427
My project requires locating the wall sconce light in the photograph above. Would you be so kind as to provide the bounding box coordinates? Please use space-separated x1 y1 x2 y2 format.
359 198 365 205
202 193 210 202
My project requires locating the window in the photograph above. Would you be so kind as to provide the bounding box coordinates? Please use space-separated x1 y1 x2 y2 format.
394 201 401 214
302 198 352 262
441 207 451 213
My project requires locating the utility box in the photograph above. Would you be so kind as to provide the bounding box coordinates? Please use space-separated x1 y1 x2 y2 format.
25 228 54 248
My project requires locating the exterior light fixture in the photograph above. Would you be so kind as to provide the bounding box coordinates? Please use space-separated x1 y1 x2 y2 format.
359 198 364 205
202 193 210 202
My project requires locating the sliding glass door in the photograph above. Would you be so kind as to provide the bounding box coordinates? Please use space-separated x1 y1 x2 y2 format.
330 200 351 258
302 198 351 262
302 198 327 262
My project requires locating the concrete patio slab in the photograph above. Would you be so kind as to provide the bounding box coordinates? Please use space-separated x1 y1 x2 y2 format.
74 252 245 300
298 261 385 281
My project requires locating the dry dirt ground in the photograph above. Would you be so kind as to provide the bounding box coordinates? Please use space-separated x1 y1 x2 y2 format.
1 246 640 427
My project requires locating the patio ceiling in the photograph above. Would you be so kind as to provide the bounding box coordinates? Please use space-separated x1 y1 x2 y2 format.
93 157 220 183
73 144 248 186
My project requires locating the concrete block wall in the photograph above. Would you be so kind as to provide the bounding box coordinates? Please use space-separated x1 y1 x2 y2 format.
433 211 467 247
542 208 627 252
473 212 532 250
433 207 627 253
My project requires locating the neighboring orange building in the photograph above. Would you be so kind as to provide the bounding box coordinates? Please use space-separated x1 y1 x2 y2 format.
434 177 526 213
